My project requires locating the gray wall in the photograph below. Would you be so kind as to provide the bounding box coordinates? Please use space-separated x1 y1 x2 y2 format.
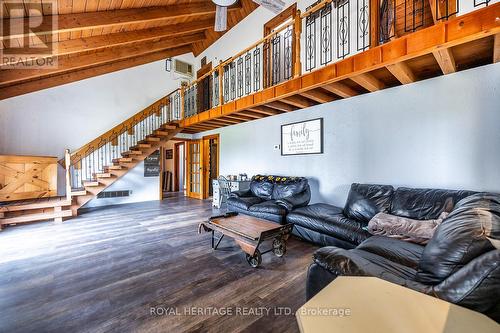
196 63 500 206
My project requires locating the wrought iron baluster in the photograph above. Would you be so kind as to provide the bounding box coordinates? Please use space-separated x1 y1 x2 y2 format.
404 0 425 33
230 62 236 100
357 0 370 51
283 27 293 81
320 3 332 65
305 11 317 71
380 0 396 44
253 46 261 92
223 65 230 103
272 34 281 85
237 57 243 98
263 40 271 88
214 71 220 106
244 52 252 95
337 0 350 59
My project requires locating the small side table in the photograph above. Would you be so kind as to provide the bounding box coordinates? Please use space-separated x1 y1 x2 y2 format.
296 277 499 333
212 180 251 208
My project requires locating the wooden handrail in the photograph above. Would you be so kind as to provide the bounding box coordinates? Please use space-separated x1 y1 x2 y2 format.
63 89 181 166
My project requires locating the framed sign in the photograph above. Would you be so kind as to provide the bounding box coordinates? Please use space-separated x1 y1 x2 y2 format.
144 150 160 177
165 149 173 160
281 118 323 156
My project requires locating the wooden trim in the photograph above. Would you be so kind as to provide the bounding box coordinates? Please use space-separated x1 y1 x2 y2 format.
370 0 380 48
495 34 500 63
201 134 220 200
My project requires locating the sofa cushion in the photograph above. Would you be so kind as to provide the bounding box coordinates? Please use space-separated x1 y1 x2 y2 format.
272 177 308 200
249 200 287 216
287 203 371 245
357 236 424 269
390 187 476 220
248 175 276 199
415 193 499 284
227 196 263 211
344 183 395 222
313 246 417 282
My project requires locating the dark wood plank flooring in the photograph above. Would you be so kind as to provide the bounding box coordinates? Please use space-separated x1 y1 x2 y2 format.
0 195 317 333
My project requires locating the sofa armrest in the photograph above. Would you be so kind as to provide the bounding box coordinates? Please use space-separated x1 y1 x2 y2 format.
229 189 252 198
275 185 311 212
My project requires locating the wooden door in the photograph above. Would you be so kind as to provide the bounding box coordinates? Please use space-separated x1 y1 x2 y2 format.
186 140 203 199
202 134 219 199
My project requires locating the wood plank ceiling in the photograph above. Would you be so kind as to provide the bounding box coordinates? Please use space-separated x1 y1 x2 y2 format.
0 0 258 99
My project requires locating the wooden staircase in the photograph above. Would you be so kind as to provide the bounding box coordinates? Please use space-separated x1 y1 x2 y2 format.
70 124 182 214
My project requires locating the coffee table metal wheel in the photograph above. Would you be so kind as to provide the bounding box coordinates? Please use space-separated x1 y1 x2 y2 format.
273 238 286 257
246 249 262 268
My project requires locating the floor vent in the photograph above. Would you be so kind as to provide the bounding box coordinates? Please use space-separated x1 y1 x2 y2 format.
97 190 131 199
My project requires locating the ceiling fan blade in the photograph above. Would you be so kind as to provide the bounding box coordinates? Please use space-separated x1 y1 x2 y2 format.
214 5 228 32
253 0 286 14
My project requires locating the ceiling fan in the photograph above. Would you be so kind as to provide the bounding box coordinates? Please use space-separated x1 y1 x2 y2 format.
212 0 286 32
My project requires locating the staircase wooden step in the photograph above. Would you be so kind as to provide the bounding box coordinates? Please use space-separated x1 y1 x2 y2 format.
105 165 125 170
121 150 142 156
112 157 133 163
1 210 72 225
162 124 177 130
146 136 161 142
0 197 71 213
154 130 170 136
71 190 87 196
83 181 100 187
95 173 112 178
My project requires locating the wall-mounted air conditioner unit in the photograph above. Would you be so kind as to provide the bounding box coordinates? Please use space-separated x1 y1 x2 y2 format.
174 59 194 77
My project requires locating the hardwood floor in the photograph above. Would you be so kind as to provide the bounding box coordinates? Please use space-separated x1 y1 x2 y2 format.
0 195 317 333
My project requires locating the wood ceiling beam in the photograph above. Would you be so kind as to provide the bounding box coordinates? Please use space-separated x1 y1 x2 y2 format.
433 48 457 74
351 73 386 92
299 89 336 103
321 82 359 98
223 114 254 122
281 95 316 108
246 106 281 116
238 111 266 119
2 19 213 67
386 62 417 84
265 101 298 112
1 34 202 87
0 46 191 100
1 2 241 41
493 34 500 63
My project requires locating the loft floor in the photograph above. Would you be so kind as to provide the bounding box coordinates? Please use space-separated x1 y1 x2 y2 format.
0 195 317 333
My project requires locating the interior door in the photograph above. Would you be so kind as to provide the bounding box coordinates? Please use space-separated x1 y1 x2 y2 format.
186 140 203 199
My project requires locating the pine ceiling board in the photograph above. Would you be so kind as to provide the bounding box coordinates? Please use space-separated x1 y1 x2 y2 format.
41 1 54 16
119 0 136 9
70 1 86 38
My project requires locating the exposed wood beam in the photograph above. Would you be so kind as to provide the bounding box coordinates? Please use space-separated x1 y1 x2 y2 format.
238 111 266 119
386 62 417 84
433 48 456 74
299 89 336 103
494 34 500 63
1 3 241 41
246 106 281 116
265 101 297 112
1 33 202 87
0 46 191 100
351 73 386 92
281 95 316 108
2 20 213 67
321 82 359 98
223 114 254 122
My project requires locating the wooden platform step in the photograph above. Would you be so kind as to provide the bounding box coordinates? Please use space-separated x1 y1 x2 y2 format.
71 190 87 196
145 136 161 142
133 143 152 148
105 165 125 170
162 124 177 130
154 130 170 136
0 197 71 213
1 210 72 226
112 157 133 163
121 150 142 156
95 173 113 178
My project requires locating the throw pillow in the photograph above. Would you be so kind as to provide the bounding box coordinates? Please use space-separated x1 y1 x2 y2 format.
344 190 380 223
367 211 448 245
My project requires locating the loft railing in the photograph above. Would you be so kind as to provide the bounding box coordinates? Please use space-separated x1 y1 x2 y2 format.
65 89 181 191
180 0 488 117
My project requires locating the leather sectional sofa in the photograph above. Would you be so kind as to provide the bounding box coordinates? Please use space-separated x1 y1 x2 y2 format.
304 184 500 322
227 175 311 224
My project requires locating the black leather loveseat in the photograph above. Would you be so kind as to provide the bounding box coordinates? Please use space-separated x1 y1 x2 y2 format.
305 188 500 322
287 183 475 248
227 175 311 224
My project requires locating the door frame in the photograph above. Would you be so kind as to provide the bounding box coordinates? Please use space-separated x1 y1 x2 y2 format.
173 141 186 193
202 134 220 199
186 139 203 199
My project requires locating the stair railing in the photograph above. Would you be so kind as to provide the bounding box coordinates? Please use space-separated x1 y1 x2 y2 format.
66 89 181 191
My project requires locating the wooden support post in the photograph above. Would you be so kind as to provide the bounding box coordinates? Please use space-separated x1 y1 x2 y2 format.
293 9 302 77
180 85 186 119
218 61 224 105
65 149 72 202
494 34 500 63
54 206 63 223
433 48 456 74
370 0 380 48
386 62 416 84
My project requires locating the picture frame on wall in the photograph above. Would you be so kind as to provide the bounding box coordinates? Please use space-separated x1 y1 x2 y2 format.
281 118 323 156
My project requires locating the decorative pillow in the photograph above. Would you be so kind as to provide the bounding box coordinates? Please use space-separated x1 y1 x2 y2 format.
344 184 395 223
367 212 448 245
344 190 379 222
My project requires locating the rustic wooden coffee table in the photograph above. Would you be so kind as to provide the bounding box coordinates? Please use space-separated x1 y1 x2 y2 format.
199 213 293 268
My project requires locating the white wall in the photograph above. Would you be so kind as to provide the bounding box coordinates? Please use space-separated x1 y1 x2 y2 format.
195 63 500 206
